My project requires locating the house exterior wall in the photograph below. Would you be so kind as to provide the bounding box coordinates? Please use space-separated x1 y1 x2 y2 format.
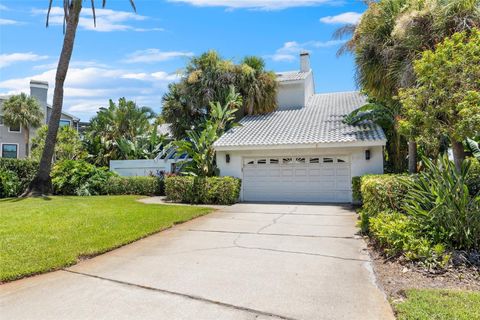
0 81 79 159
216 145 384 202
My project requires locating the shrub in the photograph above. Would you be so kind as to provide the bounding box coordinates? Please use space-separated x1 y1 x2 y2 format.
403 156 480 250
51 160 112 196
0 169 21 198
361 174 411 215
165 176 241 205
370 211 448 266
102 176 164 196
352 176 362 204
466 158 480 196
0 158 37 193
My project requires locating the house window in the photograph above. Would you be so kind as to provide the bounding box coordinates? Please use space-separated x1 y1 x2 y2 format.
337 156 349 163
245 159 255 165
323 157 334 163
59 119 71 127
9 124 20 132
269 158 279 164
257 159 267 164
2 144 18 159
309 157 320 164
295 157 306 163
282 158 293 164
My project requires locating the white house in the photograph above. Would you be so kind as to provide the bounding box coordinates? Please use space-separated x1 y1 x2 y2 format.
213 52 386 203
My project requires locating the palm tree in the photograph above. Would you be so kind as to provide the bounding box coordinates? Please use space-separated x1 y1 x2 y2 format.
2 93 43 158
25 0 136 196
335 0 480 173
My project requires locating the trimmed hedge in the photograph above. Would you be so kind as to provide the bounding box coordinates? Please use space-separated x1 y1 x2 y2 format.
0 158 37 196
165 176 241 205
360 174 411 216
102 176 164 196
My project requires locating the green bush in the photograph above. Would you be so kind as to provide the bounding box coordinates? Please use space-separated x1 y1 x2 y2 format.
370 211 448 266
403 156 480 251
0 169 21 198
466 158 480 196
352 176 362 204
165 176 241 205
0 158 37 194
51 160 113 196
102 176 164 196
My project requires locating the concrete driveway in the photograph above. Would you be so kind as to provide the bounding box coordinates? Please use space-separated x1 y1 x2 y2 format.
0 203 394 320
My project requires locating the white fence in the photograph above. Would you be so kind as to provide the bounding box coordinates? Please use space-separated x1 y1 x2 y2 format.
109 159 178 177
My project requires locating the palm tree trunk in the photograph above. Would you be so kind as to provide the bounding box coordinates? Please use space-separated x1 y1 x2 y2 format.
408 140 417 174
24 0 82 196
451 139 465 172
24 127 30 158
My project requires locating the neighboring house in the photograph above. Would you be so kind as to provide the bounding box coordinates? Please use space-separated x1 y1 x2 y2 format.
214 52 386 203
0 80 80 159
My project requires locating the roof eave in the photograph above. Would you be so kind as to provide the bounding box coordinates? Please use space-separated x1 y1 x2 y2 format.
214 139 387 152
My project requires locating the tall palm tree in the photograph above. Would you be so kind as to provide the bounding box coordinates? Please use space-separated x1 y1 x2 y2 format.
2 93 43 158
25 0 136 196
336 0 480 173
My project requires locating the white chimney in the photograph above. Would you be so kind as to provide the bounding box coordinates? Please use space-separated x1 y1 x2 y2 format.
300 51 311 72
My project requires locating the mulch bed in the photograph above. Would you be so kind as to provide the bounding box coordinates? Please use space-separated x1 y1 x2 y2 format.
367 240 480 302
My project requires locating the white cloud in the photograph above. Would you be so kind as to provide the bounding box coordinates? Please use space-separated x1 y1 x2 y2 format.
0 53 48 68
0 18 19 25
124 49 194 63
0 65 180 119
0 4 8 10
168 0 337 10
32 7 163 32
320 12 362 24
269 40 345 61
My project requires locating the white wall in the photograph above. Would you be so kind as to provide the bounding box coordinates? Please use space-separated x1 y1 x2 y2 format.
276 82 305 109
110 159 177 177
216 145 384 202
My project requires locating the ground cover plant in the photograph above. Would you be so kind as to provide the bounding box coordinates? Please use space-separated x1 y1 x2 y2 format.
0 196 211 282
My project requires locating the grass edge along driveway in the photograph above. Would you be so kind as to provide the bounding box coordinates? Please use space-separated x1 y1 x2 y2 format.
394 289 480 320
0 195 212 282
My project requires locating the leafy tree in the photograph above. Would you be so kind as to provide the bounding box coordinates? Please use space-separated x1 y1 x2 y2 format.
399 29 480 171
84 98 158 166
31 125 87 161
27 0 136 196
338 0 480 173
175 88 242 177
2 93 43 157
162 51 277 140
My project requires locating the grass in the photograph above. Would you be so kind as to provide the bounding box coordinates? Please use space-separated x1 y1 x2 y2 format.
0 196 211 282
394 289 480 320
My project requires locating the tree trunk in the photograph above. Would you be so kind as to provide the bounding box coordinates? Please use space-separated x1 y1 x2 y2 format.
23 1 82 196
408 140 417 174
451 139 465 172
24 127 30 158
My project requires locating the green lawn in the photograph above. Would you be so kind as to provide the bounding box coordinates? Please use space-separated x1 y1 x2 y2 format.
394 289 480 320
0 196 211 282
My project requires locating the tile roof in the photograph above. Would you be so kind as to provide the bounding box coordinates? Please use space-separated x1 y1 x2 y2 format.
276 70 310 82
214 92 386 149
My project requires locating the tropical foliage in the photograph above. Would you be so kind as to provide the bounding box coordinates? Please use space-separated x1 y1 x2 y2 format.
2 93 43 158
174 88 242 177
339 0 480 173
162 51 277 139
399 29 480 171
31 125 87 162
84 98 163 166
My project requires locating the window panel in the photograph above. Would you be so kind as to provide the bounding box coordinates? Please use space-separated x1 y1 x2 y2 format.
323 157 334 163
269 158 279 164
337 156 349 163
2 144 18 159
309 157 320 164
9 124 20 132
257 159 267 164
282 158 293 164
59 119 71 127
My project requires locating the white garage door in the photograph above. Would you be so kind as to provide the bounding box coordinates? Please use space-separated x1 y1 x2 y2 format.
242 156 351 203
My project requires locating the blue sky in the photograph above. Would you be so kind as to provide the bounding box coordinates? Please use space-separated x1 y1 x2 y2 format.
0 0 365 121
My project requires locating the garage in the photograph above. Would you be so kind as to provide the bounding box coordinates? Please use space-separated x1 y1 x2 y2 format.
242 156 351 203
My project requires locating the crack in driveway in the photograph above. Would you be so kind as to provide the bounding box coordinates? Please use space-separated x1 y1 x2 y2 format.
62 269 298 320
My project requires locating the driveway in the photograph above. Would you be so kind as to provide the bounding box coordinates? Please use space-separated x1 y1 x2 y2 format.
0 203 394 320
